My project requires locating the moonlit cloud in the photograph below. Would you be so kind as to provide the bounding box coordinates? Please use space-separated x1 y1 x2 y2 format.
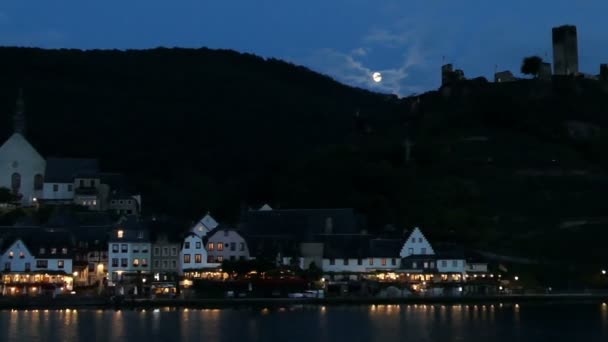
306 26 433 97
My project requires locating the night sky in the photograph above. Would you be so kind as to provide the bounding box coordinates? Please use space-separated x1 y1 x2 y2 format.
1 0 607 96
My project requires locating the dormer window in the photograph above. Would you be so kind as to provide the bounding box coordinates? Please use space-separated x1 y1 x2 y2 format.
61 248 68 255
51 248 57 255
117 230 124 239
137 231 144 239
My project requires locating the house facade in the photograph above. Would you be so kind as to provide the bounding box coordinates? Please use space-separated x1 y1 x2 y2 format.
179 233 220 278
107 219 151 286
152 234 180 281
190 213 219 237
206 227 250 262
0 234 74 295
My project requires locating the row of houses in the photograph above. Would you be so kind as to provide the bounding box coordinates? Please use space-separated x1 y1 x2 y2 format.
0 204 494 296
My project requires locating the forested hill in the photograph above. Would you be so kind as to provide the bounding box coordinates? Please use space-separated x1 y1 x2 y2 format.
3 46 608 267
0 47 405 222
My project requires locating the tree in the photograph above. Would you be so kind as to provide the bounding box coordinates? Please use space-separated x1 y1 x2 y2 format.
0 187 15 204
521 56 543 78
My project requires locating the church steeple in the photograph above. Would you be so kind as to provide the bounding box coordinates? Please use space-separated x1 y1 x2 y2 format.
14 88 26 136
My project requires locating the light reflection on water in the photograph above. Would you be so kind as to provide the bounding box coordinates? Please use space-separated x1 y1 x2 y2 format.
0 303 606 342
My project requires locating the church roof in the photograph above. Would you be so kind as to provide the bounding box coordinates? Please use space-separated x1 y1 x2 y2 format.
44 157 99 183
0 133 44 165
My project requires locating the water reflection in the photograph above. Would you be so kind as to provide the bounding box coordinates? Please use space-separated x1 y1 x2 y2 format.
0 303 606 341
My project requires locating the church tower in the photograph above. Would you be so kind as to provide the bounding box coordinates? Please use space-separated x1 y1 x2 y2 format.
13 88 26 136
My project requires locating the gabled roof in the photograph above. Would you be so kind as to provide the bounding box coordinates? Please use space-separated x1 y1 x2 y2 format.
44 158 99 183
0 230 75 258
110 216 150 242
0 133 44 164
241 208 360 241
369 238 405 258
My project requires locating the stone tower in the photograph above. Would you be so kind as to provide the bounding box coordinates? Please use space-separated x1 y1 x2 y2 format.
552 25 579 76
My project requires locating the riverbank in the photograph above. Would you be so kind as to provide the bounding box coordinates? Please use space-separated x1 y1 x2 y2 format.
1 293 608 310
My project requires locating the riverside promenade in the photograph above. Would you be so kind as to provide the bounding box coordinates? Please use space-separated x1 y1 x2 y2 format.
1 293 607 310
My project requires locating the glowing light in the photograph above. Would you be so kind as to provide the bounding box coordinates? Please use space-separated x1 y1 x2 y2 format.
602 270 606 275
372 72 382 83
514 276 519 281
73 272 78 277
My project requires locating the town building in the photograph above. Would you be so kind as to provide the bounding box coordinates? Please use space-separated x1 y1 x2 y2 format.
107 217 151 287
552 25 579 76
179 233 221 279
205 225 250 262
151 233 180 280
0 231 74 295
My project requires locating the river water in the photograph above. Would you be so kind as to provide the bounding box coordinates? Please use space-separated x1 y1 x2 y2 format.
0 302 607 341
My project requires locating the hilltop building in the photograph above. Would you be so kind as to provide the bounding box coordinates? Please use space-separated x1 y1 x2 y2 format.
552 25 579 76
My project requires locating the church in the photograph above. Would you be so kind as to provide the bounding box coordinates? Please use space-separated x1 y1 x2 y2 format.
0 91 140 213
0 90 45 206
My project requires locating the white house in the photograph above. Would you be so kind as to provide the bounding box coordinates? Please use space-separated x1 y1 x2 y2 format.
206 227 250 263
399 227 435 257
0 235 75 294
41 158 99 202
179 233 219 276
190 213 219 237
107 223 152 286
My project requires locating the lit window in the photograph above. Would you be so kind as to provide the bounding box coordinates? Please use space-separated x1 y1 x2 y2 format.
217 243 224 251
369 258 374 266
412 262 417 269
8 251 13 259
133 259 139 267
424 262 429 268
57 260 64 268
195 254 202 263
142 259 147 267
51 248 57 255
61 248 67 255
112 244 119 253
381 258 387 266
183 254 191 263
217 256 223 262
117 230 124 238
93 200 97 206
19 252 24 259
208 243 214 251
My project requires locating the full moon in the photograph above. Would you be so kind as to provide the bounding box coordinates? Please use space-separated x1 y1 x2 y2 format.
372 72 382 83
